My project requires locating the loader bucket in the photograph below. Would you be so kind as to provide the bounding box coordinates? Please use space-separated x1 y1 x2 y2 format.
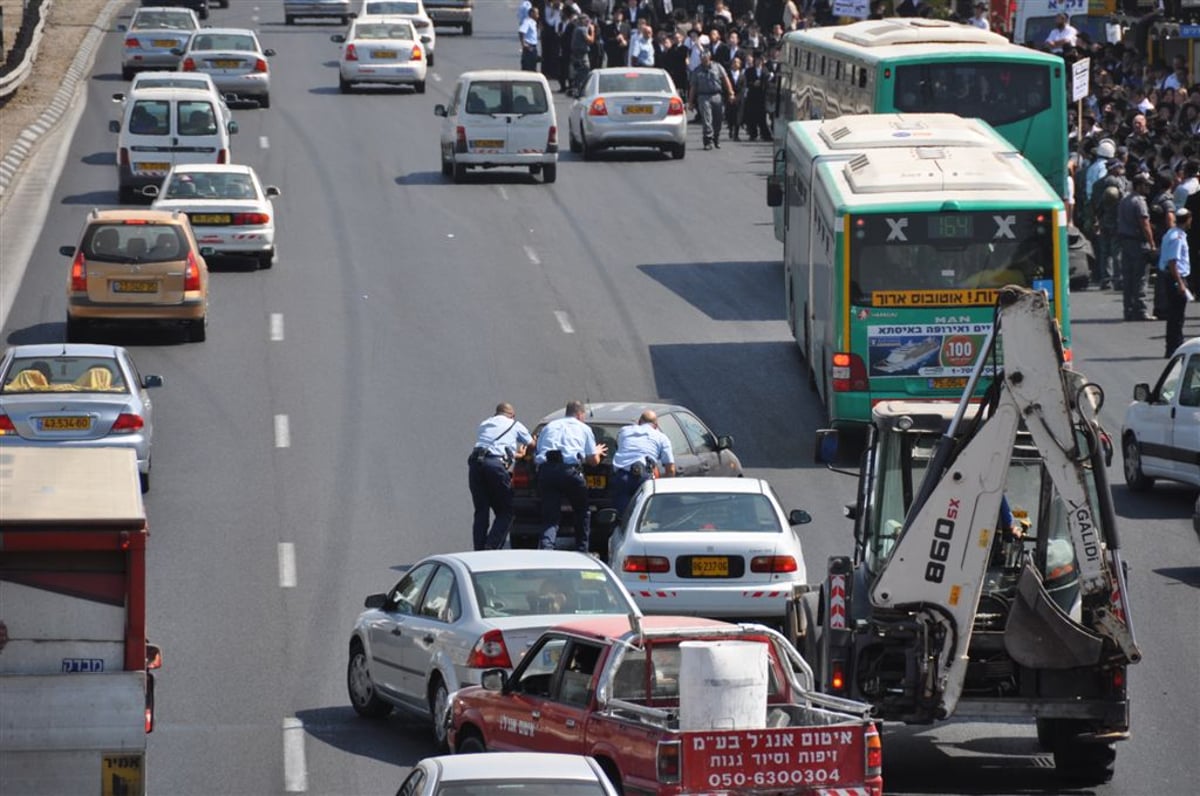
1004 564 1103 669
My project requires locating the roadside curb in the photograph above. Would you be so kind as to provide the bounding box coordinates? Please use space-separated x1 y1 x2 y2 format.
0 0 125 208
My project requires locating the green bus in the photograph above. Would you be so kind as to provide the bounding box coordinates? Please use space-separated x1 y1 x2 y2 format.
766 113 1070 428
770 17 1068 243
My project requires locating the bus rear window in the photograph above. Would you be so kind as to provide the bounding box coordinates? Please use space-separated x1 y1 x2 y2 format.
892 62 1052 127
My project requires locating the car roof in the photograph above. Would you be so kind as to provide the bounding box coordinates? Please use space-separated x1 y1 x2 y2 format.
550 614 733 640
646 476 768 496
458 69 550 83
5 343 124 359
355 15 416 24
427 752 601 782
1173 337 1200 356
86 208 188 224
193 27 261 36
170 163 254 175
536 401 686 426
126 86 219 100
428 549 609 574
591 67 671 76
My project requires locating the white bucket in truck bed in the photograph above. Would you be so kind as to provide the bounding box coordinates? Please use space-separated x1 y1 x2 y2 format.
678 640 768 731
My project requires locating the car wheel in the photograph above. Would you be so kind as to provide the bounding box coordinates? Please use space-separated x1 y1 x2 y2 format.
187 317 207 343
463 21 473 36
452 161 467 183
118 185 139 204
671 142 686 160
1122 434 1154 491
139 466 150 494
542 163 557 184
122 66 136 81
347 643 392 718
457 733 485 753
65 316 88 343
258 93 271 109
440 154 452 177
338 76 352 93
258 250 274 269
581 133 595 161
415 80 427 94
427 52 434 67
569 128 582 154
429 678 450 751
1048 720 1116 785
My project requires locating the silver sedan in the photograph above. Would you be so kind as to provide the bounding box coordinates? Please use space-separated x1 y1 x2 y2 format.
567 67 686 160
177 28 276 108
347 550 640 750
120 6 199 80
0 344 164 492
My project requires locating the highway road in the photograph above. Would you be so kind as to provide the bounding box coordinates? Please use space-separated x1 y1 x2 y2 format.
1 1 1196 794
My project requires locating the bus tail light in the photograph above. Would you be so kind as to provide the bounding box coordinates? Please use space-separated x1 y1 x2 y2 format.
832 352 868 392
466 629 513 669
656 739 681 784
865 722 882 778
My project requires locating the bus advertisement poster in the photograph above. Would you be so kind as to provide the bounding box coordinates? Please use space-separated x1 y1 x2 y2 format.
867 324 993 378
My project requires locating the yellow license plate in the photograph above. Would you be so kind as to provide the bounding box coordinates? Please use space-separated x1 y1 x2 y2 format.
40 416 91 431
152 39 176 47
585 475 607 489
190 213 231 225
213 59 241 68
372 50 398 59
691 556 729 577
932 377 968 390
471 139 504 148
136 162 169 172
623 104 653 114
112 280 158 293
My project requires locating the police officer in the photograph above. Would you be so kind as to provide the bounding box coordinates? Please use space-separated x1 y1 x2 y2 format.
611 410 676 517
688 48 735 150
535 400 608 552
469 403 534 551
1159 207 1193 358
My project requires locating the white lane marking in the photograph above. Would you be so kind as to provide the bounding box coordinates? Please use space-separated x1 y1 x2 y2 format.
554 311 575 334
432 72 442 82
269 313 284 341
259 135 270 149
278 543 297 588
523 245 540 265
282 717 308 792
498 185 509 201
274 414 291 448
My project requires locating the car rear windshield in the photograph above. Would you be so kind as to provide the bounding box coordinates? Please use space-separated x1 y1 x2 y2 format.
83 223 188 264
190 34 257 51
355 22 414 39
129 100 170 135
3 356 128 394
637 493 782 533
132 11 197 30
471 569 631 618
436 785 609 796
598 72 671 94
464 81 549 115
365 1 421 14
166 171 255 199
135 77 210 91
178 101 218 136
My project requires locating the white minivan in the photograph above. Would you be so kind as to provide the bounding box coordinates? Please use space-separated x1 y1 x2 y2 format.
435 70 558 184
109 85 238 203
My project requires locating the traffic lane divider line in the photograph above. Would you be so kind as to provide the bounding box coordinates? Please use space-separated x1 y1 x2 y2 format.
523 245 540 265
282 716 308 792
278 543 297 588
274 414 290 448
554 310 574 334
270 313 284 341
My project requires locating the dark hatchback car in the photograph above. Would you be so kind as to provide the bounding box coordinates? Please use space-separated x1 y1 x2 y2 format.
510 402 743 553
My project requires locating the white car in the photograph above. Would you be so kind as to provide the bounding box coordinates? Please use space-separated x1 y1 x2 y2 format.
113 71 233 131
396 753 620 796
358 0 436 66
146 164 279 269
178 27 275 108
333 17 427 93
608 477 811 620
347 550 640 749
1121 336 1200 531
120 6 200 80
568 67 687 160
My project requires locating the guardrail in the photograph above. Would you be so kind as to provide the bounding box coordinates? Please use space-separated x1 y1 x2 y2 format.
0 0 51 101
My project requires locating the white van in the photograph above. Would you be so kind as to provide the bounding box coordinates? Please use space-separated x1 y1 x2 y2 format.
1011 0 1117 48
109 85 238 203
435 69 558 184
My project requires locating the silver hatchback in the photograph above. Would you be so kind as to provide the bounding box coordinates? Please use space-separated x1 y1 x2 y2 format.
120 6 200 80
567 67 687 160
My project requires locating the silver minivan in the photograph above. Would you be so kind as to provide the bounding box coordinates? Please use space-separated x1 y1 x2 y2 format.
435 70 558 184
109 86 238 203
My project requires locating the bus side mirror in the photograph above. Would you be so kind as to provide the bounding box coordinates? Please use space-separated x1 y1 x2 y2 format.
767 176 783 207
814 429 838 464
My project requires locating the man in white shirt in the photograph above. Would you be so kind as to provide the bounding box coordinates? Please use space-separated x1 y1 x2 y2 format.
968 2 989 31
1044 14 1078 55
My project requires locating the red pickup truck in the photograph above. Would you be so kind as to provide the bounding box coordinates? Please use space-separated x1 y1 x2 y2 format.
447 615 882 796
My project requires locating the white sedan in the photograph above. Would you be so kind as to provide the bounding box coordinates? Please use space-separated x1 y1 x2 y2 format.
333 17 427 94
147 164 280 269
607 477 810 621
358 0 436 66
396 753 619 796
568 67 686 160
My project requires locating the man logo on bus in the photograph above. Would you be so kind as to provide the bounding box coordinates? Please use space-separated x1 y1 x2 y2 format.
886 218 908 242
993 215 1016 239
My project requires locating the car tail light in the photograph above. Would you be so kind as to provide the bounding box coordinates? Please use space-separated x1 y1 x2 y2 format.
455 125 467 153
411 46 423 62
184 251 202 292
255 58 268 73
182 57 196 71
112 413 145 433
345 44 358 61
588 98 608 116
0 415 15 435
119 148 130 167
667 96 684 115
832 352 869 392
232 212 270 225
750 555 798 573
830 659 846 692
623 556 670 574
546 125 557 152
865 723 882 778
70 250 88 292
125 37 140 49
145 707 154 733
466 629 513 669
656 740 681 784
217 148 228 164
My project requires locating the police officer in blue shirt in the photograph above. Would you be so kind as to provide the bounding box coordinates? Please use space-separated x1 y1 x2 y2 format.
1159 207 1194 358
469 402 534 551
611 410 676 516
535 400 608 551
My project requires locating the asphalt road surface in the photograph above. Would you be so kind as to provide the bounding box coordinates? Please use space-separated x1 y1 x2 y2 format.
2 1 1197 794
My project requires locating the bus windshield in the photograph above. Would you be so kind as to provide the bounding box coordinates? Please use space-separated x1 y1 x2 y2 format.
848 211 1056 305
893 62 1052 127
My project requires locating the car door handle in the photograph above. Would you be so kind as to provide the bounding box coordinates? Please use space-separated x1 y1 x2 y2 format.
565 718 577 728
530 711 541 720
390 627 403 636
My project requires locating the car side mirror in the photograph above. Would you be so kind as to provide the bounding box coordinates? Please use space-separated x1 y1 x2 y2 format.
421 35 432 43
481 669 508 692
143 374 164 388
112 92 125 103
109 120 121 133
199 246 215 257
814 428 838 464
224 92 237 104
363 593 388 609
766 175 783 207
434 104 447 117
331 34 345 43
263 48 276 57
716 434 734 450
1133 383 1150 402
141 185 160 198
117 23 128 32
594 508 618 527
228 120 239 134
59 245 76 257
265 186 281 197
788 509 812 526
